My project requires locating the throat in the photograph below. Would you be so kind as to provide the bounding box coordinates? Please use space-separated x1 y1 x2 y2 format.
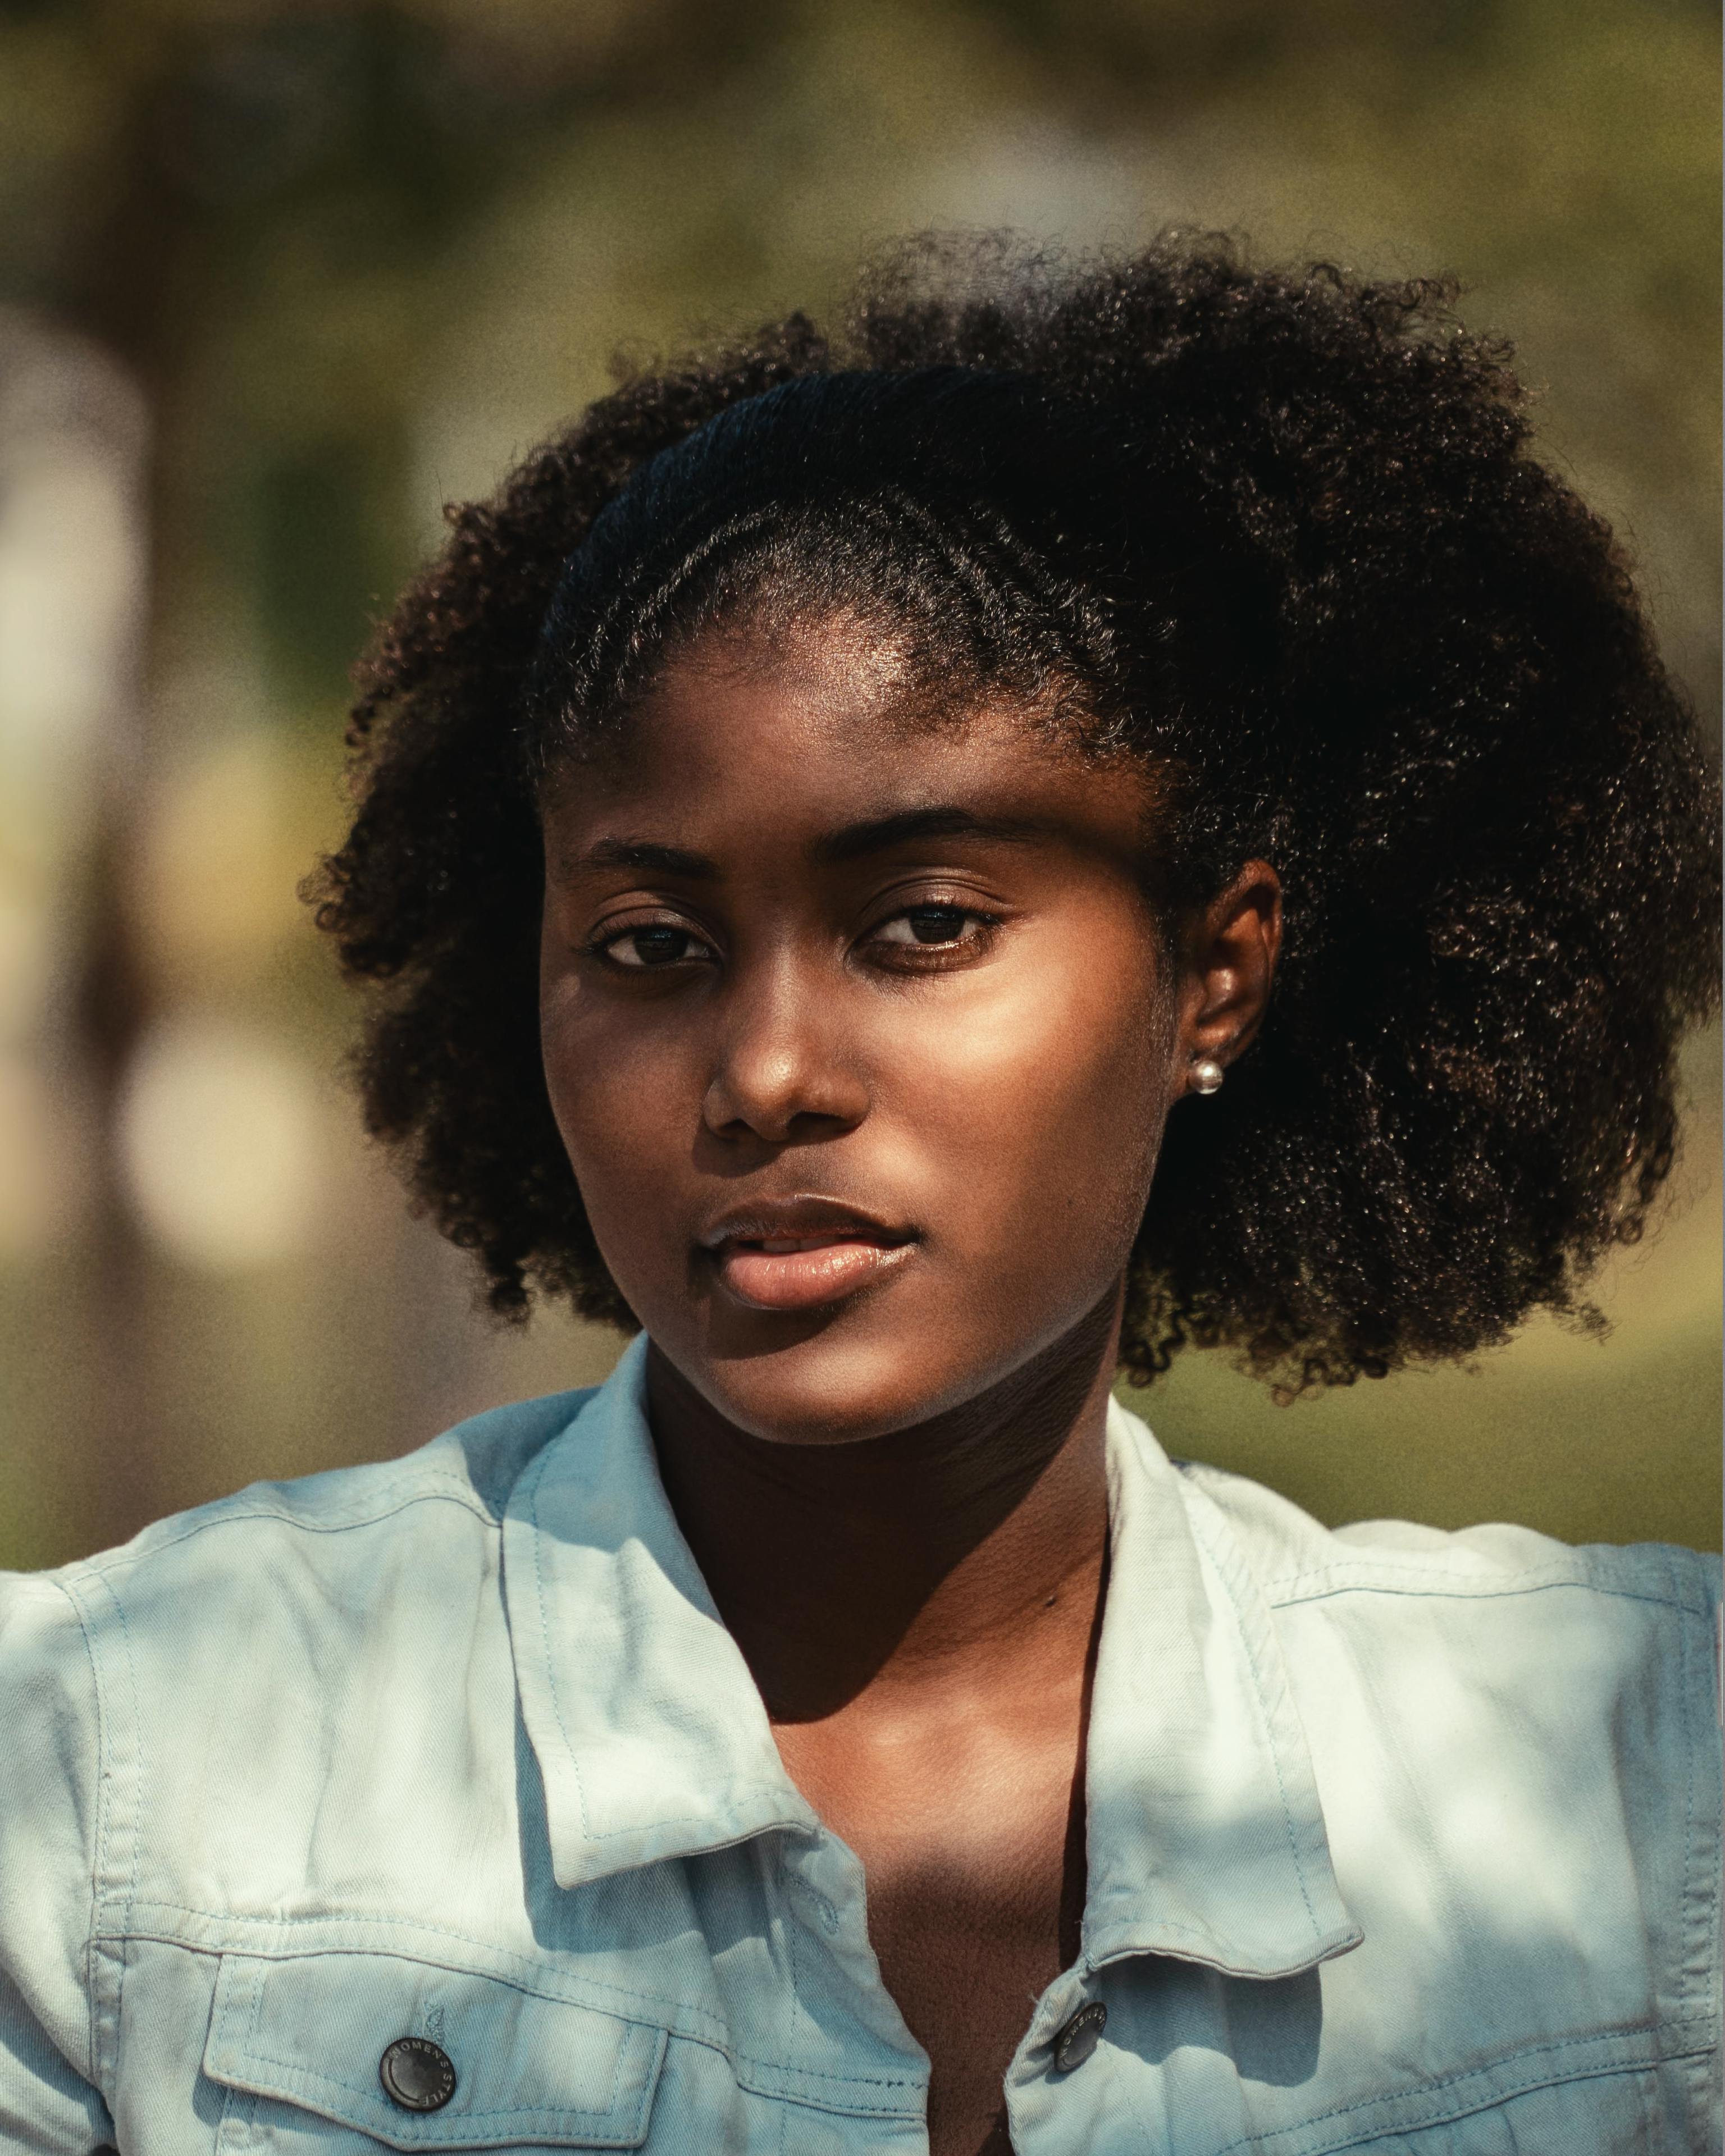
644 1304 1119 2156
770 1535 1104 2156
644 1292 1119 1720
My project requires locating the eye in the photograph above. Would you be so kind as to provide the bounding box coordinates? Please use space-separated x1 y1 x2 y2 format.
868 902 998 958
597 924 715 969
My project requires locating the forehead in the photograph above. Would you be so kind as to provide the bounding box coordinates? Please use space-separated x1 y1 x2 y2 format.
541 623 1154 865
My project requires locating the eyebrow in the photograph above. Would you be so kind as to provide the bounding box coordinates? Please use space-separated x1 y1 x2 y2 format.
568 838 722 880
562 807 1052 883
811 806 1052 864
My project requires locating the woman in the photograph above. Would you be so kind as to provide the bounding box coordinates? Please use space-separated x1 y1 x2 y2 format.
1 237 1718 2155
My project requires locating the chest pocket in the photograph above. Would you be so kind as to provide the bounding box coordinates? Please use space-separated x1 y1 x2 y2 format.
203 1951 667 2150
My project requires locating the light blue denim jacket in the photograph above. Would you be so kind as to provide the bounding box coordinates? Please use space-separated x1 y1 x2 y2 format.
1 1335 1718 2154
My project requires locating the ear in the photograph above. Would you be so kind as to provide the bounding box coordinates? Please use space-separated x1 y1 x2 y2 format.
1172 861 1283 1096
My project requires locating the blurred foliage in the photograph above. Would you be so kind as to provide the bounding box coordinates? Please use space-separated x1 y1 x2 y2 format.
0 0 1717 1564
5 0 1717 704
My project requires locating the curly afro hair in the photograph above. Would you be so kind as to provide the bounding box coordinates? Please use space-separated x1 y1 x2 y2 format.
311 235 1721 1395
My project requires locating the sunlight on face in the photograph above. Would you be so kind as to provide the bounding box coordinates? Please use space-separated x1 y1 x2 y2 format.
538 622 1181 1444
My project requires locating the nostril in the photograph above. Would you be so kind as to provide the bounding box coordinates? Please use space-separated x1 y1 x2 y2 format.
701 1063 867 1144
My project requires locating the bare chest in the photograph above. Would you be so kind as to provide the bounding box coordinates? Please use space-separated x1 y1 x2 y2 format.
773 1715 1087 2156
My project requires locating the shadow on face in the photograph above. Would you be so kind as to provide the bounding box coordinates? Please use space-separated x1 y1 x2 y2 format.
537 614 1182 1446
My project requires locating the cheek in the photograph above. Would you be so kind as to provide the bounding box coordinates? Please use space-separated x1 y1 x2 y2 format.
537 903 1172 1373
876 933 1168 1266
538 972 700 1253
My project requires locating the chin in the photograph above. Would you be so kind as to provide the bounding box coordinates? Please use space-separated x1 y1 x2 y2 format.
691 1323 991 1446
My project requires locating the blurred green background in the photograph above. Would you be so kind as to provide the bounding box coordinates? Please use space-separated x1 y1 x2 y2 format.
0 0 1717 1569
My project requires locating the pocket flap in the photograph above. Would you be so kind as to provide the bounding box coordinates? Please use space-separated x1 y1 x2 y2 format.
204 1952 667 2149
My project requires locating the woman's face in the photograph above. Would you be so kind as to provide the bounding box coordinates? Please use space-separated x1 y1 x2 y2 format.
539 620 1239 1445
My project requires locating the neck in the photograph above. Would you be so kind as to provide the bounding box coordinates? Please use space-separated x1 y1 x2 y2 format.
646 1290 1120 1722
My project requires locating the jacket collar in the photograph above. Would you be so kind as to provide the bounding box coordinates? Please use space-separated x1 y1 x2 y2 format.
1081 1406 1362 1976
503 1336 821 1885
504 1335 1362 1980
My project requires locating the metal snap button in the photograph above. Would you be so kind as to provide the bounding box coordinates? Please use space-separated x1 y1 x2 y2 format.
379 2036 457 2112
1052 1999 1107 2071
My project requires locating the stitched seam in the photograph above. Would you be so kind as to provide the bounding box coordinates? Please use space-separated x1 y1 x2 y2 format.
728 2056 919 2093
116 1914 727 2035
1084 1914 1349 1973
769 1848 870 2102
1673 1545 1694 2020
1265 1569 1709 1615
69 1564 149 2098
782 1846 806 2079
43 1588 99 2070
207 1936 670 2024
227 2050 632 2126
1210 2022 1686 2155
111 1899 1302 1974
1182 1495 1321 1940
83 1484 499 1578
44 1577 105 2086
223 1952 641 2128
141 1926 923 2090
577 1796 798 1838
109 1597 144 1957
521 1441 594 1848
1675 1555 1706 2021
605 2020 627 2116
1238 1522 1713 1593
209 1963 257 2154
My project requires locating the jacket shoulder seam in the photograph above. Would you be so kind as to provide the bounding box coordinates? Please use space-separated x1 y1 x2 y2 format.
1261 1555 1713 1615
74 1481 500 1584
31 1574 104 2085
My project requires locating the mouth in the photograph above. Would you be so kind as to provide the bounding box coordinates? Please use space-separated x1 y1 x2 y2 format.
697 1198 918 1314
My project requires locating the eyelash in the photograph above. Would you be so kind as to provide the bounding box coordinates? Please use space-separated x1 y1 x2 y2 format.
587 900 1002 974
865 902 1002 967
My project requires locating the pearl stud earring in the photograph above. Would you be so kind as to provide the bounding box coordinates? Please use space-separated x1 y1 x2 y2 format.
1189 1057 1225 1095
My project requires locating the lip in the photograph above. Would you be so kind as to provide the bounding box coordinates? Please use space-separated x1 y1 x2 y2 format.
697 1196 918 1314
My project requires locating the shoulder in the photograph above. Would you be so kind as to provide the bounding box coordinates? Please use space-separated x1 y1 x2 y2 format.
1166 1440 1719 1845
98 1381 597 1558
0 1383 598 1788
47 1383 594 1613
1174 1450 1719 1762
1179 1452 1719 1995
1171 1449 1722 2088
1174 1447 1719 1615
0 1388 597 2105
1115 1407 1719 1839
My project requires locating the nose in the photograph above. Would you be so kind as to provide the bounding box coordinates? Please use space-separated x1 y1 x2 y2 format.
701 957 869 1145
